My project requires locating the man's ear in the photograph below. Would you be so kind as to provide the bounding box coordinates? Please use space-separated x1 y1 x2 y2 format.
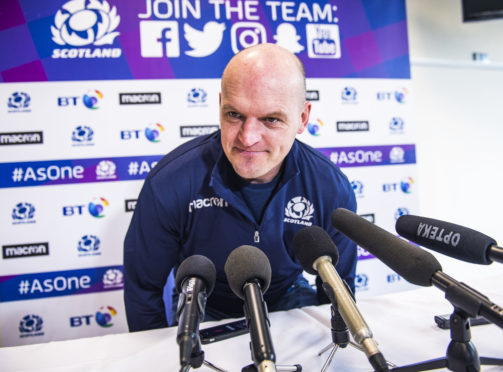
297 101 311 134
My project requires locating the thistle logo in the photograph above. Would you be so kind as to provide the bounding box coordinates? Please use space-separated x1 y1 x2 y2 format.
400 177 414 194
77 235 101 254
51 0 121 59
355 274 369 291
284 196 314 226
103 268 123 288
95 306 117 328
389 117 404 133
96 160 117 180
187 88 207 106
307 118 323 136
12 202 36 224
389 146 405 163
88 197 109 218
395 88 408 103
72 125 94 145
83 90 103 109
8 92 31 113
341 87 357 103
351 180 364 198
19 314 44 337
145 123 164 142
394 207 409 220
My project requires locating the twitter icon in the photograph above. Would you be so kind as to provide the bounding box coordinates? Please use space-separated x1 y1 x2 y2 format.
184 21 226 57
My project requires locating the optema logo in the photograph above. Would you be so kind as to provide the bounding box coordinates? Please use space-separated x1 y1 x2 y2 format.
7 92 31 113
95 306 117 327
77 235 101 256
19 314 44 338
230 22 267 53
83 90 103 109
12 202 36 224
51 0 121 59
145 123 164 142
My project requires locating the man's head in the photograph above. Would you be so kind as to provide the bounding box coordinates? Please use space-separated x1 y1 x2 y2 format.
219 43 311 184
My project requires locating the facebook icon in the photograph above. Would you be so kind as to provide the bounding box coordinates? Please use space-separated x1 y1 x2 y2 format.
140 21 180 58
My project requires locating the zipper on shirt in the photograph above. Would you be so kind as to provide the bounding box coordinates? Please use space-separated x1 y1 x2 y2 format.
254 230 260 243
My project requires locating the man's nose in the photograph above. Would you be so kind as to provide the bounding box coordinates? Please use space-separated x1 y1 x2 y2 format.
239 118 262 147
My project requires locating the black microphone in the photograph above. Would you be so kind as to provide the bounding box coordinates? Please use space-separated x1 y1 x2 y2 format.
396 214 503 265
332 208 503 328
175 255 216 370
224 245 275 372
293 226 389 372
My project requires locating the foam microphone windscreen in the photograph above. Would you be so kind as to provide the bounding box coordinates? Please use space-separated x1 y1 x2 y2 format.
175 254 217 295
331 208 442 287
224 245 271 299
292 226 340 275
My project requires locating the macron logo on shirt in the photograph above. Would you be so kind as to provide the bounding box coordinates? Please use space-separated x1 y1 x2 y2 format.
188 197 228 213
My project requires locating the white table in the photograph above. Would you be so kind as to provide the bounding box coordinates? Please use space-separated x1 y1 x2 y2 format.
1 274 502 372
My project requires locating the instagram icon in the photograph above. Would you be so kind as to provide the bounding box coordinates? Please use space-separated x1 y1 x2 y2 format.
230 22 267 53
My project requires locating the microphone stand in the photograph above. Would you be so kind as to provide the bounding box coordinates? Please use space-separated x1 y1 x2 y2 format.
318 303 397 372
179 338 228 372
390 307 503 372
390 274 503 372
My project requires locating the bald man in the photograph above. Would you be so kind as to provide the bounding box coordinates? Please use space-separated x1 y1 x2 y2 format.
124 43 357 332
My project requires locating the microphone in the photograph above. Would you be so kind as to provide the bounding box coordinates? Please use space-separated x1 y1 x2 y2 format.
332 208 503 328
224 245 275 372
175 255 216 370
396 214 503 265
292 226 389 372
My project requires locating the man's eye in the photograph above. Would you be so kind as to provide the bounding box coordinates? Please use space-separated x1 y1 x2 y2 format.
227 112 241 119
265 117 279 124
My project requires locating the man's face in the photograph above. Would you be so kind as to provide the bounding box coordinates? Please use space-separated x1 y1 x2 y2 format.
220 69 310 184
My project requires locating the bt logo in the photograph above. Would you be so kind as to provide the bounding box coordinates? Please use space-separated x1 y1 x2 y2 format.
63 197 109 218
387 273 402 283
58 90 103 108
70 306 117 328
382 177 414 194
307 118 323 136
121 123 165 142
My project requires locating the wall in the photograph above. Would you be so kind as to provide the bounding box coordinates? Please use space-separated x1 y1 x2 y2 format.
407 0 503 279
